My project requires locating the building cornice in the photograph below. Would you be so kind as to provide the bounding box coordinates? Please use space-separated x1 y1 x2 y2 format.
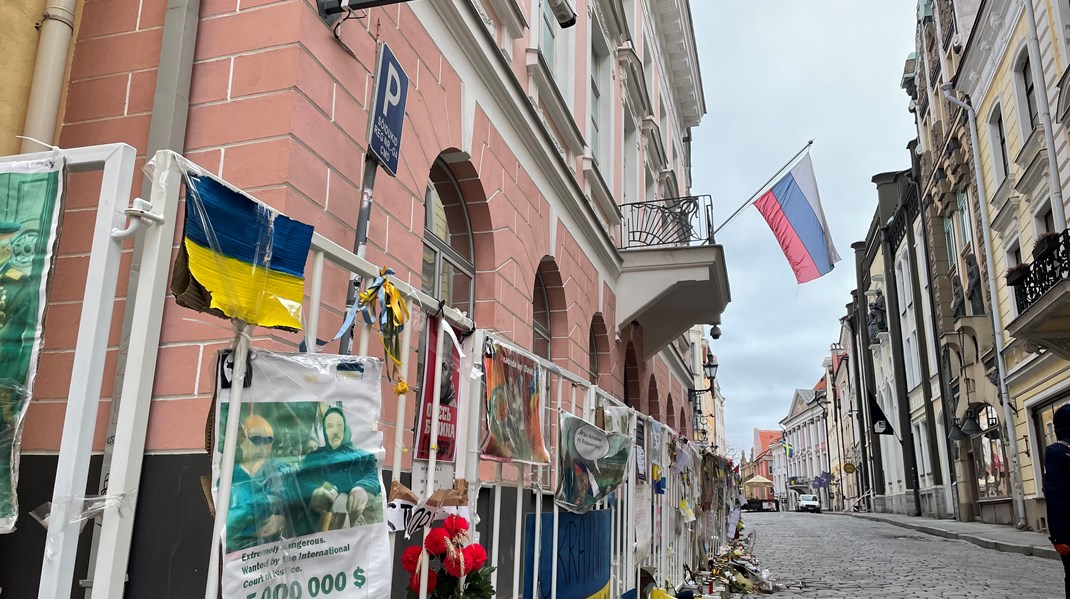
650 0 705 129
956 0 1024 104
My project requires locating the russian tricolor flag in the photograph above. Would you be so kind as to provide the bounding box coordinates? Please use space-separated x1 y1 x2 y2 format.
754 154 841 283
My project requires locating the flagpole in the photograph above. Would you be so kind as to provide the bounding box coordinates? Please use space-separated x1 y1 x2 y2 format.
713 139 814 235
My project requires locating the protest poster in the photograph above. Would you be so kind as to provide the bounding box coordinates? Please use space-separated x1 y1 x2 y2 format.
600 405 630 435
172 173 313 331
414 315 460 462
634 483 652 561
481 341 550 464
0 157 63 534
555 413 630 514
523 509 612 599
635 418 647 482
212 351 390 598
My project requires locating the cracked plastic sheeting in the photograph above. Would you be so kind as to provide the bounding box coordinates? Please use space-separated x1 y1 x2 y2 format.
211 350 391 598
0 155 65 534
38 491 136 559
146 154 314 332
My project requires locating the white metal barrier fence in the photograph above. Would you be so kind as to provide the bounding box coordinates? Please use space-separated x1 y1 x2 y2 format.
19 147 730 598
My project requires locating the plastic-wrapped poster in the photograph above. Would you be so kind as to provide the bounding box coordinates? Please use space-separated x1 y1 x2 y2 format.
212 351 390 598
480 341 550 464
0 157 63 534
555 413 630 513
414 316 460 462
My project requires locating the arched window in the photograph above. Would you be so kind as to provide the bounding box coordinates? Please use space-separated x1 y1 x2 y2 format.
588 327 598 383
533 270 551 359
588 314 609 385
422 159 475 313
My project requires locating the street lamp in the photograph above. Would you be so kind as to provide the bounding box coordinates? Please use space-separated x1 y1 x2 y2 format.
688 357 719 400
688 356 718 443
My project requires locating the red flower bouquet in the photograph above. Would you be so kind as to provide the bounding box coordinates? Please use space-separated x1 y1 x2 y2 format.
403 516 495 599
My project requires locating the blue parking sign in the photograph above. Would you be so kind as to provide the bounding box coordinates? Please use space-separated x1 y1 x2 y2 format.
367 43 408 177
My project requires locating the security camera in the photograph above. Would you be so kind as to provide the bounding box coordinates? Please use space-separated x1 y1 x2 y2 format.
709 325 722 340
545 0 577 28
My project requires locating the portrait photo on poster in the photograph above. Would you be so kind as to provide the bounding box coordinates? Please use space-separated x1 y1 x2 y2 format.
480 340 550 465
211 351 391 599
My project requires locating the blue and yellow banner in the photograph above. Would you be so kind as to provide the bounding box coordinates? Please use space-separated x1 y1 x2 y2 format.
523 509 611 599
174 175 313 330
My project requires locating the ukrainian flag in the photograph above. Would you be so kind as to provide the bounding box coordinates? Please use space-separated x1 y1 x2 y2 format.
180 175 313 330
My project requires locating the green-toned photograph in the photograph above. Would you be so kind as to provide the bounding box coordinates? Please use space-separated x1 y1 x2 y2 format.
0 158 63 534
218 400 385 552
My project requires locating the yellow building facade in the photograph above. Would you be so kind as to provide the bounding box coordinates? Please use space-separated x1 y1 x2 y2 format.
957 0 1070 531
1 0 49 156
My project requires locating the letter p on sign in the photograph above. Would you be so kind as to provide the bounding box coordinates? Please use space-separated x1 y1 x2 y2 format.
367 43 409 177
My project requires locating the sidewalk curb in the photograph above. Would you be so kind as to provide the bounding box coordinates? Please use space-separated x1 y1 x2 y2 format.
836 512 1060 560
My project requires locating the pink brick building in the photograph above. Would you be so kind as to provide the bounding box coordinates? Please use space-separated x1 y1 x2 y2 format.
1 0 729 594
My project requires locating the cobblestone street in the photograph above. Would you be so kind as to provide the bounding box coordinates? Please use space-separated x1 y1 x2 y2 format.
745 512 1064 598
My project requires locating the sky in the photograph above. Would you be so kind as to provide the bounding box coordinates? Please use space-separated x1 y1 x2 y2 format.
689 2 919 459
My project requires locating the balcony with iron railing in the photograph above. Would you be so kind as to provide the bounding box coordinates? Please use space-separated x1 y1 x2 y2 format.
616 194 730 359
618 194 714 250
1007 230 1070 359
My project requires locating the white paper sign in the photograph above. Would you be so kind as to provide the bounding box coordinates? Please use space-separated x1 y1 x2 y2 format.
212 352 391 599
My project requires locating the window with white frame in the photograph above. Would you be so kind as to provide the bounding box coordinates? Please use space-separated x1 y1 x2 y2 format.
541 0 557 70
532 269 551 359
914 419 933 480
539 0 573 94
1016 51 1040 134
989 105 1011 182
944 216 957 267
904 335 917 389
422 160 476 315
623 109 638 204
1006 238 1022 314
589 19 611 167
1036 204 1056 236
916 222 938 372
956 189 972 248
644 34 656 99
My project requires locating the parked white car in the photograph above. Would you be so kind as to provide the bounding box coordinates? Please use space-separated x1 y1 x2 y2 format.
797 494 821 513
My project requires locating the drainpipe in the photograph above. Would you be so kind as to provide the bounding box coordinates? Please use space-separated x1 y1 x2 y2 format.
1023 0 1069 230
940 84 1029 529
85 0 202 596
21 0 77 151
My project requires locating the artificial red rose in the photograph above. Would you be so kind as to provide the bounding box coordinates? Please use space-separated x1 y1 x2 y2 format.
443 550 468 578
462 543 488 572
401 545 423 574
443 514 470 540
409 569 437 593
424 527 451 555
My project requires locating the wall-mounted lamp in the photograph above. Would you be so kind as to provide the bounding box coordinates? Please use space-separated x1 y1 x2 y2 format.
688 357 718 401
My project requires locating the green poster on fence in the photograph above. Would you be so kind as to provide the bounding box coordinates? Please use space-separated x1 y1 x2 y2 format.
555 412 630 514
0 157 64 534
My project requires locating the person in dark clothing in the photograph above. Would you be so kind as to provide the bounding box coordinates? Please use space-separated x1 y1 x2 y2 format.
226 414 298 551
296 407 382 533
1045 404 1070 598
